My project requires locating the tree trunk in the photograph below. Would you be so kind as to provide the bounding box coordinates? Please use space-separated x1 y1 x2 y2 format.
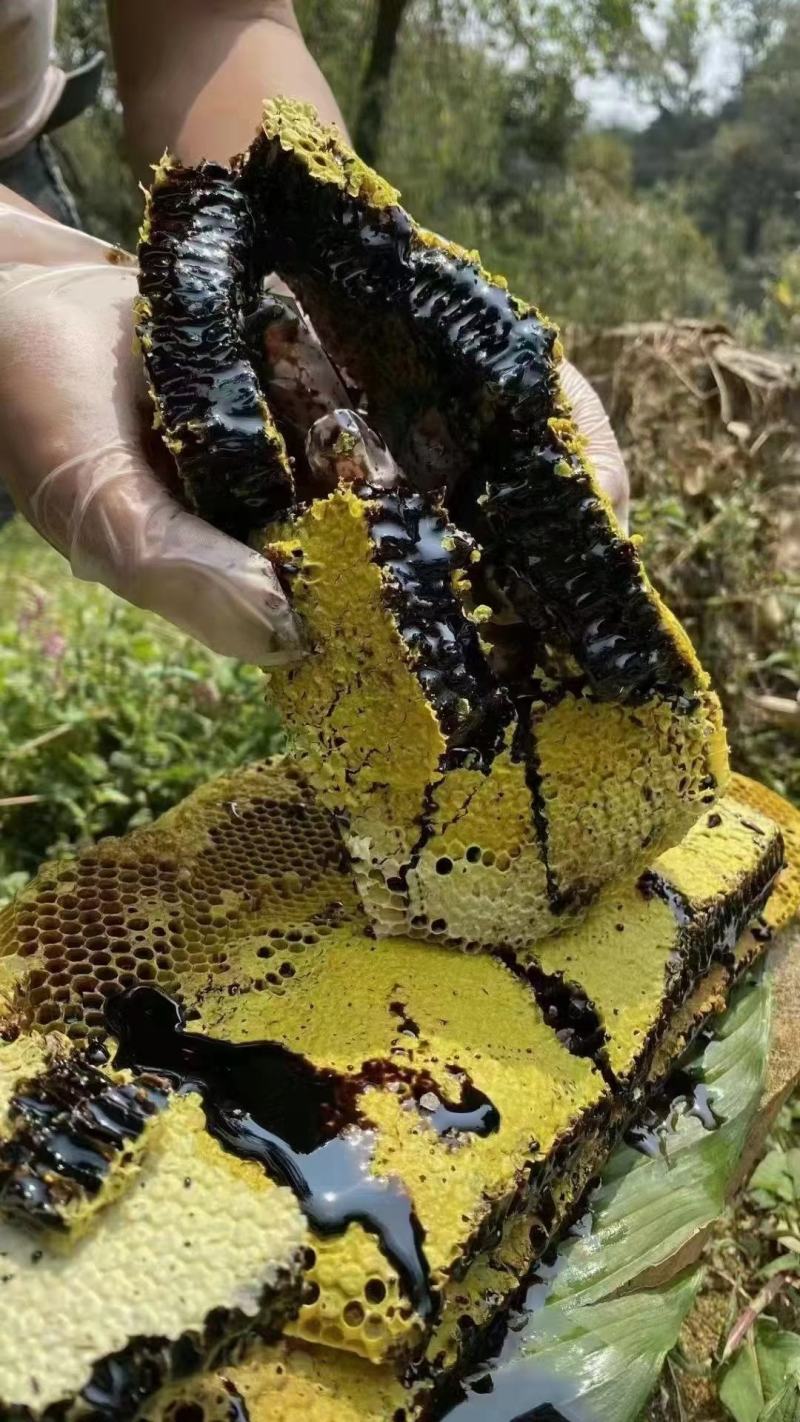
353 0 411 165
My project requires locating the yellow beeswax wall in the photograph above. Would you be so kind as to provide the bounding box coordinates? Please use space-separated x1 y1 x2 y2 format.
0 760 790 1389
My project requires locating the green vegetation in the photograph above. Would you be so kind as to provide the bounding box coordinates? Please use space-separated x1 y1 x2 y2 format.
0 521 282 906
52 1 800 338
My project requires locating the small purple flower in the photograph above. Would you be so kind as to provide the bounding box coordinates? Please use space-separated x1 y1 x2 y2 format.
40 630 67 661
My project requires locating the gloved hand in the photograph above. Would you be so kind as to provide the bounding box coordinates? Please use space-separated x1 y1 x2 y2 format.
0 200 302 664
559 358 629 529
0 199 629 667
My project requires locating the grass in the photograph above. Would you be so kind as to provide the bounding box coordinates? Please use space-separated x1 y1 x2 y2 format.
0 518 283 904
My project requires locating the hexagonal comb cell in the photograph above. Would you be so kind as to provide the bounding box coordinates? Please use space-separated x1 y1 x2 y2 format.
0 762 788 1392
0 762 359 1044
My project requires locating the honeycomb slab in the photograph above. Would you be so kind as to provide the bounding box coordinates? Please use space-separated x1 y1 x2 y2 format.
0 1036 169 1237
0 761 787 1407
0 1089 306 1420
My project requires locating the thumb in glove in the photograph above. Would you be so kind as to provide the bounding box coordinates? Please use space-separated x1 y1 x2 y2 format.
0 211 302 664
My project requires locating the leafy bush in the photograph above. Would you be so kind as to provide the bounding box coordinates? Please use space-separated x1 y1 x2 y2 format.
0 520 282 904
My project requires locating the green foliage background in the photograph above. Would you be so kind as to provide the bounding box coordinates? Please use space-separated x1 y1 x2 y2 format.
51 0 800 336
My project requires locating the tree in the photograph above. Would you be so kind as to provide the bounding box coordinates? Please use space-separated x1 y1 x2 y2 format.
353 0 412 163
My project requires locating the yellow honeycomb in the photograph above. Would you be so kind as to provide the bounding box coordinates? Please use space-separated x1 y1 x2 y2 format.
0 1031 169 1237
0 762 360 1041
264 491 448 934
185 924 607 1364
532 798 782 1082
0 1091 306 1418
0 760 788 1387
133 908 780 1422
729 772 800 930
264 493 730 953
533 688 729 905
140 1338 418 1422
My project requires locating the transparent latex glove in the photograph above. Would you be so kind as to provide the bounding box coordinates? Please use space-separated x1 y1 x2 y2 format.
559 358 629 530
0 206 301 665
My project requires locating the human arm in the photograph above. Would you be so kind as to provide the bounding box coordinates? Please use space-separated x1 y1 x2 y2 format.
107 0 347 176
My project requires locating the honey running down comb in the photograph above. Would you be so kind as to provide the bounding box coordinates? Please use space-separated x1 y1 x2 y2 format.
0 762 797 1419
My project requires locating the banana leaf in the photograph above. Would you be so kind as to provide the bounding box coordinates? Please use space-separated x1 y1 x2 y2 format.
445 969 773 1421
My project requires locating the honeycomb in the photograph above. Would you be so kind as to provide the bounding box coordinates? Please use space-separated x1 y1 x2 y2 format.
0 761 361 1042
0 760 788 1391
0 1035 169 1236
532 799 782 1082
265 490 729 951
140 1338 417 1422
0 1090 306 1418
136 156 294 536
728 771 800 931
134 98 735 959
181 920 608 1364
239 99 704 708
134 914 784 1422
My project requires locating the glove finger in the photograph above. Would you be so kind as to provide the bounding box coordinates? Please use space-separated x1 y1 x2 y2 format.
0 205 130 269
559 359 630 529
28 437 304 665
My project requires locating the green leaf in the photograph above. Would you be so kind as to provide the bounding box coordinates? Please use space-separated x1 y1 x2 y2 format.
786 1151 800 1200
751 1149 796 1206
722 1335 769 1422
759 1376 800 1422
721 1326 800 1422
517 1270 704 1422
477 972 773 1422
547 974 773 1308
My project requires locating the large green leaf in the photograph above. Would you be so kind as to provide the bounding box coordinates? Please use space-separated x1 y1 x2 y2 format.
719 1323 800 1422
446 971 773 1421
547 973 773 1309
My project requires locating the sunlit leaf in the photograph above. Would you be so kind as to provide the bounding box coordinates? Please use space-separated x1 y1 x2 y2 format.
720 1324 800 1422
547 974 772 1308
464 972 773 1422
